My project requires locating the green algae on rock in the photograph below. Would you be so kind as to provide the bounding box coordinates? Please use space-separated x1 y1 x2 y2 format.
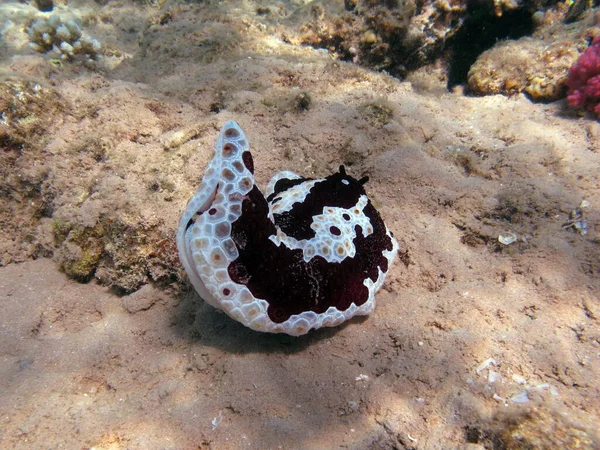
53 214 181 292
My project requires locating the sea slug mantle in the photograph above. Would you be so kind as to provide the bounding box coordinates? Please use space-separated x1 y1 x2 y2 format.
176 121 398 336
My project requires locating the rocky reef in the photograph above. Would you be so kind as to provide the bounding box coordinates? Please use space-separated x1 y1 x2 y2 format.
278 0 600 105
467 9 600 102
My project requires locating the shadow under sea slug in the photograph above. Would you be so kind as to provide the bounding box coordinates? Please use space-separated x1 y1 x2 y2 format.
176 121 398 336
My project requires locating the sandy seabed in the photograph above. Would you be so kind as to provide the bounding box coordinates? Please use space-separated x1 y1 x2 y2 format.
0 0 599 449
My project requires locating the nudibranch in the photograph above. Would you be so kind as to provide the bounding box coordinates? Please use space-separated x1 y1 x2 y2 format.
176 121 398 336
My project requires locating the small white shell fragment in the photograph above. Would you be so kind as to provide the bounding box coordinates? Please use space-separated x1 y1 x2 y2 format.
476 358 497 375
211 413 222 430
488 370 501 383
510 391 529 403
511 374 527 384
407 434 418 442
492 393 505 402
564 202 589 236
536 383 559 396
355 374 370 382
163 123 207 150
574 219 589 236
498 232 518 245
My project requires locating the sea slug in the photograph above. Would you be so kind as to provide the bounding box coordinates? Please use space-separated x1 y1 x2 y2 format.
176 121 398 336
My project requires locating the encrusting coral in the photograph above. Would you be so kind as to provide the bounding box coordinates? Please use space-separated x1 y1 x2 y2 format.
466 36 582 101
27 14 101 61
567 36 600 118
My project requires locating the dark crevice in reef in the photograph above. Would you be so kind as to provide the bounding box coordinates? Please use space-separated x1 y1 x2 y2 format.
447 4 535 90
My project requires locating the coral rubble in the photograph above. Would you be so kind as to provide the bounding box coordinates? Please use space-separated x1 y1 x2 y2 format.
27 14 101 61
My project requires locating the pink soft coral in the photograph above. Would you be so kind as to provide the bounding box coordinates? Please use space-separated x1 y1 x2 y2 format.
567 36 600 118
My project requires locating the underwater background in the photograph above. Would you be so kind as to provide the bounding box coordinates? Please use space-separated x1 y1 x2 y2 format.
1 0 599 448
